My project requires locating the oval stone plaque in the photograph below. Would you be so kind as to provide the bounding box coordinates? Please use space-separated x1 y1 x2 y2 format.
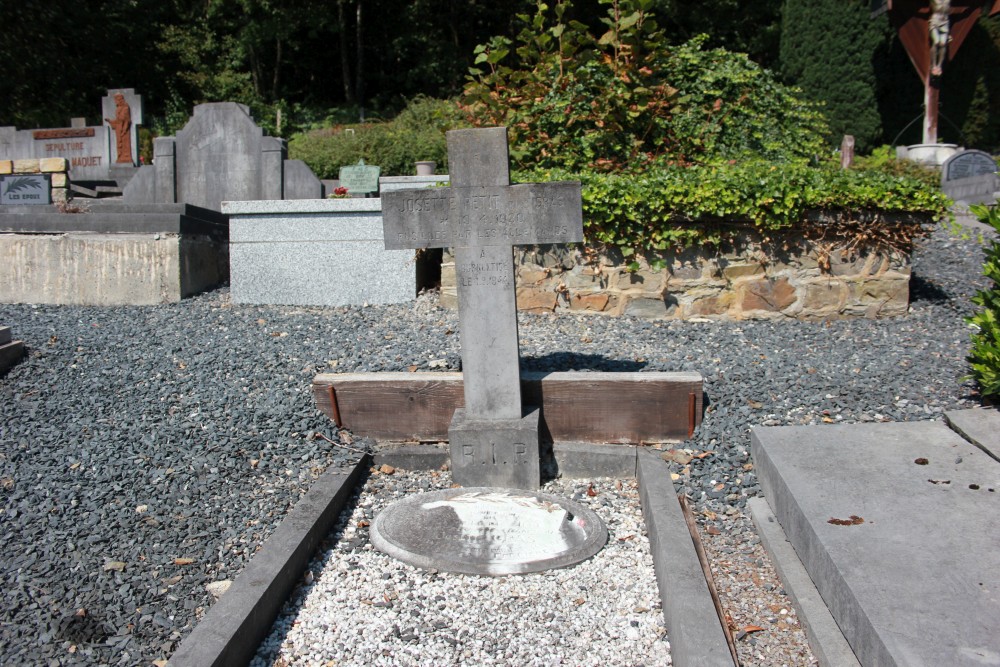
370 487 608 576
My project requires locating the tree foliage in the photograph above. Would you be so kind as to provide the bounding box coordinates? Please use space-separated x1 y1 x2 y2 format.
462 0 827 172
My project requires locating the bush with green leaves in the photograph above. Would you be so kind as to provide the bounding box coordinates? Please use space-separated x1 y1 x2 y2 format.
288 96 467 178
967 204 1000 402
520 161 949 270
461 0 828 172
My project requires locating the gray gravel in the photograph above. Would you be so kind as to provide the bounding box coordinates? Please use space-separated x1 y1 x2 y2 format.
0 223 990 664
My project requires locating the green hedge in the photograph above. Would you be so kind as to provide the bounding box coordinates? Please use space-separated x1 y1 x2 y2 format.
968 204 1000 401
288 97 467 178
520 161 950 268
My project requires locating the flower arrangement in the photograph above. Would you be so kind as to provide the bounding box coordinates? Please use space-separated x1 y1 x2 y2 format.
327 186 349 199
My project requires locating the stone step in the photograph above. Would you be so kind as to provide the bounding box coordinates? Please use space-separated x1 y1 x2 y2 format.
751 418 1000 667
0 332 25 375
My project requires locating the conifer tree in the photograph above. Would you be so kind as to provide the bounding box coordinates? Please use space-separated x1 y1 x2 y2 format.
780 0 889 152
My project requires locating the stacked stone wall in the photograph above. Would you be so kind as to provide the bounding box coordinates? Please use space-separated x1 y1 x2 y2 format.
441 224 919 320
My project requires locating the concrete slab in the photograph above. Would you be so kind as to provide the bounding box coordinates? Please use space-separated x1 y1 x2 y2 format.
748 497 861 667
946 407 1000 461
168 458 369 667
752 421 1000 667
636 450 736 667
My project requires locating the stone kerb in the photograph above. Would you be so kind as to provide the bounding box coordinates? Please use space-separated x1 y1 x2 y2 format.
440 212 925 320
0 157 71 203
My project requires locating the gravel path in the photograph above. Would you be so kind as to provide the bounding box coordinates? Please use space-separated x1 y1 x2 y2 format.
0 223 990 665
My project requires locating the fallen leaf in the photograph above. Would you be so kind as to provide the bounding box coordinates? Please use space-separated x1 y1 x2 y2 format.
713 483 725 492
661 450 693 465
827 515 864 526
822 417 835 423
256 319 267 325
408 365 418 373
357 520 370 528
103 560 126 572
706 526 721 535
173 557 195 566
341 432 354 445
379 464 395 475
701 508 717 520
914 458 929 465
573 598 585 606
694 451 713 459
743 625 765 634
747 399 763 409
742 463 754 471
586 484 597 497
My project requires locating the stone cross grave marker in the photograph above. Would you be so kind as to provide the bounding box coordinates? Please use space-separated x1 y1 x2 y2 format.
382 127 583 489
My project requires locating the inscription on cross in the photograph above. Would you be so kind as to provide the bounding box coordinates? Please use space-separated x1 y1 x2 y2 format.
382 127 583 489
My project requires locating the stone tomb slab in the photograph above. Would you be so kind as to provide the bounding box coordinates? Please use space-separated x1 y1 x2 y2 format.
370 487 607 576
752 421 1000 667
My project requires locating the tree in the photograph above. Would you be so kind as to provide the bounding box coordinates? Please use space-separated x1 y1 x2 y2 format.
780 0 889 153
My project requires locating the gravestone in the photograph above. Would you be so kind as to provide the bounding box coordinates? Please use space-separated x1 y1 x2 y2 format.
371 128 605 575
338 159 380 195
941 149 999 204
382 127 583 489
123 103 324 211
0 88 143 182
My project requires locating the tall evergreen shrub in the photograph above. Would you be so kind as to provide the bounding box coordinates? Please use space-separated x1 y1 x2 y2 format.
779 0 888 152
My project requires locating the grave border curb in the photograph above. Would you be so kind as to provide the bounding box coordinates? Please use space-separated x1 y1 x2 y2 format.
167 455 370 667
636 450 736 667
747 496 861 667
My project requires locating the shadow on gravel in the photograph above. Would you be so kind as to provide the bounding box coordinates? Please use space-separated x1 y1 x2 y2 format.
909 275 953 304
520 352 646 372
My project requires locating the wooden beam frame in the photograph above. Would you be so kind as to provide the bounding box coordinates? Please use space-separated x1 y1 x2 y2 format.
312 371 703 444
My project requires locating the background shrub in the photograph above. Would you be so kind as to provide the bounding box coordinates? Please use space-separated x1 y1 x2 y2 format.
288 96 467 178
461 0 828 172
967 204 1000 402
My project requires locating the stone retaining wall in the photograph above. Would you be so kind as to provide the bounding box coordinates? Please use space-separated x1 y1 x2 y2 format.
441 222 920 320
0 157 71 203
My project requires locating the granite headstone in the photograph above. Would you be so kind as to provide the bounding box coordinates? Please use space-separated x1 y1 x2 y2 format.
941 149 999 204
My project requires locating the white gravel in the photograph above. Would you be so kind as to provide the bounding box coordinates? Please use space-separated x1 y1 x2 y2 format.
253 471 672 666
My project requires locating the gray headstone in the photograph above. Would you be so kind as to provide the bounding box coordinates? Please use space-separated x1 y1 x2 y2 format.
942 149 997 182
370 487 608 575
381 127 583 489
283 159 323 199
175 103 266 211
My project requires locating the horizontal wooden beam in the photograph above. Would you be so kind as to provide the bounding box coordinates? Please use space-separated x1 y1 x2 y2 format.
312 371 703 444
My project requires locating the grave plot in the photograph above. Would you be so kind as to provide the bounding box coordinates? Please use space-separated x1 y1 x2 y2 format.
170 128 733 667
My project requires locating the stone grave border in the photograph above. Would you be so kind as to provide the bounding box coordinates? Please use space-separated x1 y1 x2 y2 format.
168 443 736 667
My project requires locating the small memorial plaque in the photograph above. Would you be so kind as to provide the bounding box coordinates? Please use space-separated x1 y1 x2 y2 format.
944 150 998 182
338 159 381 195
371 487 608 575
1 175 50 205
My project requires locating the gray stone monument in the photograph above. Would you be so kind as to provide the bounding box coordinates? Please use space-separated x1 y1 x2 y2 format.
373 129 606 575
382 127 583 489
